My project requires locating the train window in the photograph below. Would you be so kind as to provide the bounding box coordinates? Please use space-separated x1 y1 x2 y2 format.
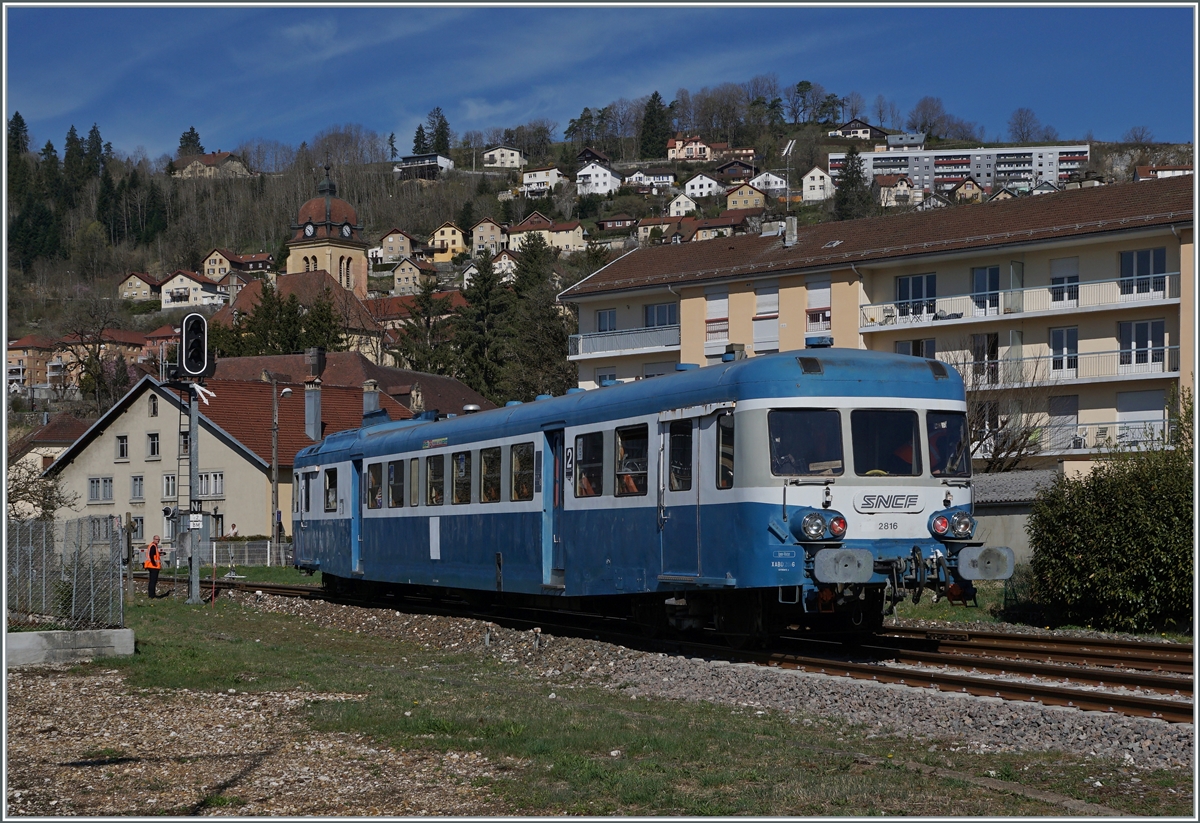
615 424 649 496
387 460 404 507
768 410 844 476
511 442 535 501
928 412 971 478
409 459 420 507
426 454 445 506
668 421 692 491
574 432 604 497
852 410 922 477
324 469 338 512
480 447 502 503
716 412 735 489
452 451 472 504
366 463 383 509
303 472 312 513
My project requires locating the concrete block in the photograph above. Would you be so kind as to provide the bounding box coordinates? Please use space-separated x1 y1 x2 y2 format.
6 629 135 667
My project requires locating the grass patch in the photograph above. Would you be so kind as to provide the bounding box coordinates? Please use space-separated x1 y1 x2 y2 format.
98 594 1191 816
889 580 1007 624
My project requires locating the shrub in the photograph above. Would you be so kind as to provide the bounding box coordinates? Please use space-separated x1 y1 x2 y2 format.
1027 391 1193 633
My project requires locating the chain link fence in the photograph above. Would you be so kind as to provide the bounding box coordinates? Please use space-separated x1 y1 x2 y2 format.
7 516 126 631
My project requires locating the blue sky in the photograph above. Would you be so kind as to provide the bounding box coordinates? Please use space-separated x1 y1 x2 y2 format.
4 4 1195 161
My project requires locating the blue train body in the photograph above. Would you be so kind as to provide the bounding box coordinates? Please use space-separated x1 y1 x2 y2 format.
292 349 1014 636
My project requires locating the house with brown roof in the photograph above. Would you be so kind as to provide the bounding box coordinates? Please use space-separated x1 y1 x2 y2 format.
200 248 274 281
1134 165 1193 182
42 375 410 547
389 257 439 295
118 272 164 302
470 218 508 257
667 135 712 162
949 177 985 203
874 174 922 208
714 160 758 186
559 176 1193 475
800 165 835 203
7 335 62 393
160 269 224 309
623 168 676 190
173 151 251 179
428 222 466 264
211 270 386 363
373 228 421 264
143 324 181 363
683 172 724 201
519 166 564 197
724 183 766 211
483 145 526 168
828 118 889 140
509 211 588 253
576 147 611 166
363 291 468 332
596 214 637 232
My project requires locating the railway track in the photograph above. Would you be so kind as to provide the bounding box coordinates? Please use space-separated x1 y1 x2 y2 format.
168 577 1195 724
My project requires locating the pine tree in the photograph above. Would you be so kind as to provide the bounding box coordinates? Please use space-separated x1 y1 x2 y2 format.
96 165 116 243
412 124 429 155
178 126 204 158
638 91 671 160
457 200 475 236
84 123 104 178
7 112 32 209
300 289 347 352
7 111 30 156
453 252 514 404
387 132 397 160
427 107 451 156
498 232 575 401
37 141 61 202
140 180 167 246
61 125 86 205
832 145 875 221
392 277 453 374
511 231 554 297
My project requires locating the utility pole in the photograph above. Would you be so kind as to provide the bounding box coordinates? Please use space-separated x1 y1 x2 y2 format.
271 377 279 545
186 387 202 604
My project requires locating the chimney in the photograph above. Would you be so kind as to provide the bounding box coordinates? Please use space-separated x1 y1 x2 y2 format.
784 216 798 247
305 347 326 378
304 377 322 441
363 379 380 416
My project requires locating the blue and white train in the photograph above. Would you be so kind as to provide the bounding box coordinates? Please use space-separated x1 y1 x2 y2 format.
291 348 1014 640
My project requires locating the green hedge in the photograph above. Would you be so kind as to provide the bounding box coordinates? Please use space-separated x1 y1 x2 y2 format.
1027 421 1193 632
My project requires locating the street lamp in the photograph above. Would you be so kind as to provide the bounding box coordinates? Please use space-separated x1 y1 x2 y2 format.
272 382 293 548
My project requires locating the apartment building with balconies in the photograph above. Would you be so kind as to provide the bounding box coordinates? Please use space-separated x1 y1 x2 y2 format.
829 143 1090 193
560 175 1192 472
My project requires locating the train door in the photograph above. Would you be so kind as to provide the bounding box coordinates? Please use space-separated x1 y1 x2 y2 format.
350 460 363 574
542 429 565 588
659 418 700 576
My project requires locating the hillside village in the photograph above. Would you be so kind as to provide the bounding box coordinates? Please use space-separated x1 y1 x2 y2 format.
6 82 1195 544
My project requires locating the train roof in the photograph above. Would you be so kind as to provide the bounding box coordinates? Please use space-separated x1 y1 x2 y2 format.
296 348 964 464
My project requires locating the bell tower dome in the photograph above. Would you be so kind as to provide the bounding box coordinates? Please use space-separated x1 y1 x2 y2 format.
285 165 370 298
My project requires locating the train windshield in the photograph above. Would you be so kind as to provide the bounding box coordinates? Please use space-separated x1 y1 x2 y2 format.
927 412 971 477
851 410 922 477
767 409 843 476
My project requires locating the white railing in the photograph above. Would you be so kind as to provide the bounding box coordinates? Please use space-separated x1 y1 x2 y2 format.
979 419 1170 456
952 347 1179 388
860 273 1180 329
806 310 831 333
568 324 681 357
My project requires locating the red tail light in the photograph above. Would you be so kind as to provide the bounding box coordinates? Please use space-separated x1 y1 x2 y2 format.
829 515 847 538
932 515 950 535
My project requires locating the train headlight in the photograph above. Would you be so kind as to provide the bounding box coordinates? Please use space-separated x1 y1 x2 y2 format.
931 515 950 536
950 511 975 539
801 512 826 540
829 515 847 538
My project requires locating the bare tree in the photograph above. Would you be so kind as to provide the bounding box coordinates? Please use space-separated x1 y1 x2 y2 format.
906 96 948 138
887 101 903 131
1007 108 1041 142
940 335 1060 473
1123 125 1154 146
845 91 865 121
872 94 888 127
484 126 506 147
672 87 693 133
7 458 80 520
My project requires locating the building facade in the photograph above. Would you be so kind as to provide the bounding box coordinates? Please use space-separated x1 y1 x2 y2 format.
285 168 370 298
560 176 1192 474
829 144 1090 193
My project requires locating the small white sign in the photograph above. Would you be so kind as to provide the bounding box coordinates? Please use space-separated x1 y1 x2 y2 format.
189 513 203 530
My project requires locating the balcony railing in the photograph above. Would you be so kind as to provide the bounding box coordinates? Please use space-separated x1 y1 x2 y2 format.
976 419 1170 457
952 347 1180 388
568 324 681 358
860 273 1180 329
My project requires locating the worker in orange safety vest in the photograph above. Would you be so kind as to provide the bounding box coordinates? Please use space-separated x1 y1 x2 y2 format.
144 535 162 598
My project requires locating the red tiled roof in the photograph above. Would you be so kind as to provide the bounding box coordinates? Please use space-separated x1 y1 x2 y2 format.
874 175 910 187
122 271 162 287
379 227 419 243
212 271 380 332
8 412 97 461
162 269 213 287
8 334 57 351
146 324 180 341
363 291 467 321
210 351 496 415
511 212 553 231
562 175 1193 298
188 379 411 468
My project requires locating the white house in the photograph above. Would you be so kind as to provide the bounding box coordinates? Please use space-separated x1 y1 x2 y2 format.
482 145 527 168
160 270 224 309
667 193 698 217
748 171 787 197
575 162 624 196
684 173 724 200
625 168 676 190
800 166 836 203
520 166 564 197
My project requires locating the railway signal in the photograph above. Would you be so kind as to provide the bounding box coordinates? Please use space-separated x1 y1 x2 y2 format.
179 312 209 378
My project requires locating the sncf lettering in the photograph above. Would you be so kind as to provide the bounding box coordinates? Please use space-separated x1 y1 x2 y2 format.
861 494 919 509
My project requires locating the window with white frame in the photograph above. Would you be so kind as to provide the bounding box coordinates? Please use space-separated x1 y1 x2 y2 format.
644 302 677 327
806 275 832 332
1119 247 1167 299
197 471 224 497
164 515 175 541
597 309 617 333
116 435 129 460
131 475 144 500
595 370 617 385
1050 327 1078 373
180 430 190 455
1119 319 1166 370
162 473 177 499
752 282 779 352
705 289 729 344
88 476 114 502
896 273 936 317
132 516 144 541
147 432 160 458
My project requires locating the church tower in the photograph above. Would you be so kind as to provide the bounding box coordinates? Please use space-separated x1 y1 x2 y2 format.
286 165 370 298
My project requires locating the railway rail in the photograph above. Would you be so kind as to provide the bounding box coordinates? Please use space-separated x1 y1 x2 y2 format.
160 577 1195 724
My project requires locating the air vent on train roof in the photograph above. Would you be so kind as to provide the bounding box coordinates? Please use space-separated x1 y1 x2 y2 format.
797 357 823 375
927 360 949 379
